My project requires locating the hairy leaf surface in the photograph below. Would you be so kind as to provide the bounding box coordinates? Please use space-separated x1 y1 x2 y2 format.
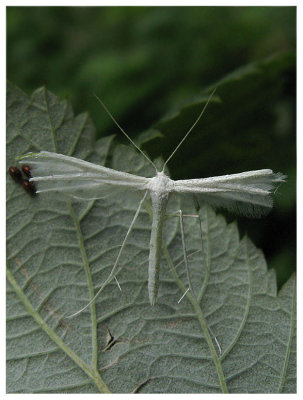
6 83 296 393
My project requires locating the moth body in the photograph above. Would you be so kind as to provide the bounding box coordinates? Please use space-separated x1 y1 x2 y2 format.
148 172 174 305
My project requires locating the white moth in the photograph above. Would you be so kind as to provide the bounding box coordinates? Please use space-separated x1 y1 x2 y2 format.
17 90 286 315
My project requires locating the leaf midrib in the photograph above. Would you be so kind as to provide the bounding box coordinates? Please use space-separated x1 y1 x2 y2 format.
6 266 111 393
162 244 228 393
68 201 99 371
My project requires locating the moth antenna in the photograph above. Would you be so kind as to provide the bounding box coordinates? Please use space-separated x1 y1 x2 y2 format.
162 87 217 170
94 94 158 172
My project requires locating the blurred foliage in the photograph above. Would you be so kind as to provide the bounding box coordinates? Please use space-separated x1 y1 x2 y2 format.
7 6 295 286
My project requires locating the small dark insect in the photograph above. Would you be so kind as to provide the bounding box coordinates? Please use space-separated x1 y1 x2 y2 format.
21 165 32 178
9 164 37 196
22 179 36 195
8 166 22 183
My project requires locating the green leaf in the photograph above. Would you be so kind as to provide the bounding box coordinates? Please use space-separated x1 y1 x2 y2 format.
6 83 296 393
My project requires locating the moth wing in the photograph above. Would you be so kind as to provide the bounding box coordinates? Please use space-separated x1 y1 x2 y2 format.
174 169 286 217
17 151 150 200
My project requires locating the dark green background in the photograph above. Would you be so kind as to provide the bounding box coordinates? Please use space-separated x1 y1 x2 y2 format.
7 6 296 287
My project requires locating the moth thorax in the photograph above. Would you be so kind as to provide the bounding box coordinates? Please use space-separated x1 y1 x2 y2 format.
149 171 174 195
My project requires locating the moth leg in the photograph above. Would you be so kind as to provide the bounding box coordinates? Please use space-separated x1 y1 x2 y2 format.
176 210 221 354
177 287 190 303
103 198 121 291
166 211 205 271
168 210 201 303
164 212 200 220
192 197 207 274
173 210 205 302
114 276 122 291
67 191 148 318
183 203 221 355
208 325 222 355
178 210 194 297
